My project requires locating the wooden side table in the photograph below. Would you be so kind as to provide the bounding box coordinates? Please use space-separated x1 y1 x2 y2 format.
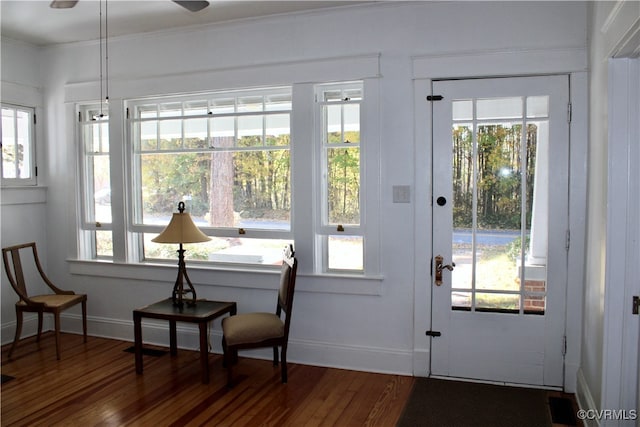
133 298 237 384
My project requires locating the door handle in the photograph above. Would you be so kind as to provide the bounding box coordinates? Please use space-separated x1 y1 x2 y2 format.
434 255 455 286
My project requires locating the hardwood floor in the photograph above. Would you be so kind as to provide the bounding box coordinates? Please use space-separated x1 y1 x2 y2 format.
1 332 581 427
1 333 414 426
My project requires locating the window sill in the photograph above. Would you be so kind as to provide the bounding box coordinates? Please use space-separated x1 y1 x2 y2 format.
0 186 46 205
68 259 383 296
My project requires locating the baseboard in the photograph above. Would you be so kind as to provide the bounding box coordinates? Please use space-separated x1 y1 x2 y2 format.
576 368 599 427
2 314 413 376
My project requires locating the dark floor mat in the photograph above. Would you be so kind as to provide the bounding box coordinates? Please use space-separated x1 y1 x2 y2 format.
548 396 577 425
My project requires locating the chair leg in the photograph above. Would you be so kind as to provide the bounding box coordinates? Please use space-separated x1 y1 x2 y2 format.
54 312 61 360
281 347 288 383
36 312 43 342
8 308 23 359
273 346 279 366
82 299 87 343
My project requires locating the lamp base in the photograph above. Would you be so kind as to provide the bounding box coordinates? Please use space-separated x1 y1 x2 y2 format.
172 248 197 308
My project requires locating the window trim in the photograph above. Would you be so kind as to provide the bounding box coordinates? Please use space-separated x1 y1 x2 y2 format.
1 103 37 187
313 80 380 276
68 55 382 283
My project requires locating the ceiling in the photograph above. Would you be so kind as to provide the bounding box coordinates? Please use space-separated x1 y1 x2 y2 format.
0 0 372 46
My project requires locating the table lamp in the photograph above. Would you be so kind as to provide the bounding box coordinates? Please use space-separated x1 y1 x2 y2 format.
152 201 211 307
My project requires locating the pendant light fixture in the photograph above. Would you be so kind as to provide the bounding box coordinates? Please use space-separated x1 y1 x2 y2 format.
98 0 109 119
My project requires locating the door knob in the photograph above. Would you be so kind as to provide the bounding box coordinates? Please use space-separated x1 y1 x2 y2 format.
434 255 455 286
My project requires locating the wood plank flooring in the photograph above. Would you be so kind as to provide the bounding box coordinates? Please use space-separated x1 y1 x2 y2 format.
1 332 580 427
1 333 414 426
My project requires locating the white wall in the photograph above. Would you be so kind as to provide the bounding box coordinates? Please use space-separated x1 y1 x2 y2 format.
0 39 49 341
1 1 588 377
579 1 640 421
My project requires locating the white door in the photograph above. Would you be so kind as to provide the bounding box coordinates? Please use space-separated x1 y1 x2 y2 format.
430 75 569 387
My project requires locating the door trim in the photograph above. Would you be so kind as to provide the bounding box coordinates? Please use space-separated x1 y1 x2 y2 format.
601 58 640 422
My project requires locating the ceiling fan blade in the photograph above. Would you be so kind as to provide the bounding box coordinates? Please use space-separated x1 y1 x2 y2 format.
173 1 210 12
50 0 79 8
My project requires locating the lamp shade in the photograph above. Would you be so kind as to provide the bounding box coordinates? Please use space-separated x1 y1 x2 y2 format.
152 210 211 244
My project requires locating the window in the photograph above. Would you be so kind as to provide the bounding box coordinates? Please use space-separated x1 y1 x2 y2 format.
78 104 113 258
128 87 293 265
316 82 364 272
74 78 380 280
1 104 36 186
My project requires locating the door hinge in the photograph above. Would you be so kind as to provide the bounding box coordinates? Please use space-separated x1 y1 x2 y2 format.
33 113 37 125
562 335 567 356
126 107 130 119
78 111 82 122
567 103 572 123
633 296 639 315
565 230 570 251
426 330 442 337
427 95 444 102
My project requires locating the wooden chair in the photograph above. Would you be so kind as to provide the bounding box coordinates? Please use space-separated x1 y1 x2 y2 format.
2 242 87 360
222 244 298 387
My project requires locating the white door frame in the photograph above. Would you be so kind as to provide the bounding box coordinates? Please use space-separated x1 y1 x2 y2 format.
411 48 588 392
601 58 640 426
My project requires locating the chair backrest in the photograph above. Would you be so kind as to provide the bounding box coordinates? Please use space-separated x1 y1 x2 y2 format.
276 244 298 334
2 242 61 303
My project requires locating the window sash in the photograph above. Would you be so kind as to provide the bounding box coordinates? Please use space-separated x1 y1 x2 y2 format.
78 103 112 259
316 82 365 273
1 104 36 186
128 88 293 261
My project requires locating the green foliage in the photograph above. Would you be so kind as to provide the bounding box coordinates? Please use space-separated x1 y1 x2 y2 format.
506 235 530 260
452 124 538 230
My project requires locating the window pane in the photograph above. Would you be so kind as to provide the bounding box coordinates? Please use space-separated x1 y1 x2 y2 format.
184 100 207 116
477 97 522 120
325 105 342 143
159 120 182 150
2 106 34 181
323 90 343 102
266 114 290 146
327 147 360 225
137 104 157 119
343 104 360 144
475 292 520 311
211 117 234 142
140 121 158 150
140 152 212 223
343 87 363 101
328 235 363 270
140 150 290 231
237 96 263 113
87 121 108 153
96 230 113 257
15 110 32 178
237 115 263 147
159 102 182 117
210 98 234 114
184 118 207 149
227 150 291 229
265 94 291 111
92 155 112 223
2 108 17 178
